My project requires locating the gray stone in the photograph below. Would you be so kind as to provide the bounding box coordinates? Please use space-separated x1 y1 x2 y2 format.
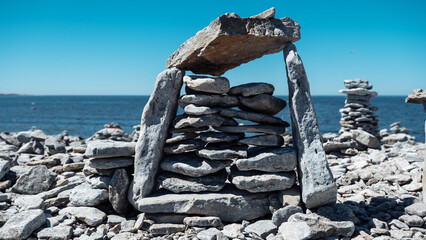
323 141 356 153
228 82 275 97
221 224 244 239
120 220 136 232
158 170 226 193
239 135 284 147
279 222 313 240
0 160 10 180
149 224 185 235
86 175 111 189
215 124 287 135
197 227 228 240
170 126 209 133
45 135 66 155
179 94 238 108
145 213 188 224
109 169 130 215
84 140 135 158
405 202 426 217
239 94 287 115
184 104 219 116
199 132 244 143
183 216 222 227
236 146 297 172
165 133 198 144
16 129 47 143
247 222 277 239
217 108 287 125
284 43 337 208
231 169 296 193
131 68 184 205
69 183 109 206
37 226 73 240
107 215 126 226
0 132 20 146
351 129 380 149
272 205 303 226
136 185 270 222
59 207 106 226
399 214 424 227
0 209 46 240
166 12 300 76
197 144 247 160
160 153 231 177
14 195 44 210
278 186 302 207
88 157 134 170
164 139 205 155
183 75 230 94
12 165 56 194
173 114 226 129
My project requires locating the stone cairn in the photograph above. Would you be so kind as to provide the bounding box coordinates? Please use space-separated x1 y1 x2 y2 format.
338 79 379 137
157 75 298 197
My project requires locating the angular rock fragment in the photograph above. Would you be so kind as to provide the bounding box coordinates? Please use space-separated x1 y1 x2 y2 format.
12 165 56 194
163 139 205 155
158 170 227 193
183 75 230 94
228 82 274 97
284 43 337 208
0 209 46 240
231 169 295 193
236 146 297 172
84 140 135 158
165 132 198 144
109 169 130 215
160 153 231 177
166 12 300 76
351 129 380 149
37 226 73 240
69 183 108 206
59 207 106 226
245 220 277 239
239 94 287 115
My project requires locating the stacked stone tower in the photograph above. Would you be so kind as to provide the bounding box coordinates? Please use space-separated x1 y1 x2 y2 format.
338 79 379 137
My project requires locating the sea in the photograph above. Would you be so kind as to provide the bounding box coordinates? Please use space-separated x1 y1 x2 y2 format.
0 95 425 142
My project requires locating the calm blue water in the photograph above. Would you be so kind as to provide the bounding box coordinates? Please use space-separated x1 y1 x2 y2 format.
0 96 424 142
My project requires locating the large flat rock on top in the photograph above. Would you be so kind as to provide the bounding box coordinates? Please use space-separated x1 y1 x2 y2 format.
166 12 300 76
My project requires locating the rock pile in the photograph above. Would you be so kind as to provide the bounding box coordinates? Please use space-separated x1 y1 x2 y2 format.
157 74 298 201
381 122 416 146
88 123 132 142
339 79 379 137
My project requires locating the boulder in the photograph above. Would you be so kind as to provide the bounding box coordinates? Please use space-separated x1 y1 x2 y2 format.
236 146 297 172
84 140 136 158
166 12 300 76
239 94 287 115
12 165 56 194
183 75 230 94
0 209 46 240
136 185 270 222
231 170 295 193
228 82 274 97
284 43 337 208
131 68 184 204
160 153 231 177
109 169 130 215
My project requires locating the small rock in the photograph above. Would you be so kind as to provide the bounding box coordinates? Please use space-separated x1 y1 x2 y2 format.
231 169 295 193
0 160 11 180
109 169 130 214
149 223 185 235
221 223 244 239
351 129 380 149
228 82 274 97
278 186 302 207
279 222 313 240
59 207 106 226
14 195 44 210
245 220 277 239
69 183 109 206
37 226 72 240
84 140 135 158
183 75 230 94
158 170 226 193
197 144 247 160
184 216 222 227
184 104 219 116
197 227 228 240
0 209 46 240
12 165 56 194
88 157 134 170
236 146 296 172
239 94 286 115
405 202 426 217
179 94 238 108
272 205 303 226
239 135 284 147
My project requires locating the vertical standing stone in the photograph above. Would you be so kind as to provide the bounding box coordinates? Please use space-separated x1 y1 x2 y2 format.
130 68 185 207
283 43 337 209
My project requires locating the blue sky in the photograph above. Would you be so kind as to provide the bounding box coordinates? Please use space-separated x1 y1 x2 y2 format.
0 0 425 95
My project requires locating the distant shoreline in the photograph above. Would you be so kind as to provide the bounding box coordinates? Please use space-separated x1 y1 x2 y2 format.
0 93 33 96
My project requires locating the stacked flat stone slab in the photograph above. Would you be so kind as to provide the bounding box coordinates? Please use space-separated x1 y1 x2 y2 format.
338 79 379 137
157 75 296 196
82 140 134 214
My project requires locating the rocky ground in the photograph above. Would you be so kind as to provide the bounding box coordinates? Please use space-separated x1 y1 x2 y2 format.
0 122 424 240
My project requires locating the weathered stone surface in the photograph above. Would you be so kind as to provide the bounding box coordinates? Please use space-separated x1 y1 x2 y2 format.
12 165 56 194
183 216 222 227
84 140 135 158
109 169 130 215
236 146 297 172
0 209 46 240
199 132 244 143
69 183 109 206
279 222 313 240
239 94 287 115
166 12 300 76
197 144 247 160
323 140 357 153
231 169 295 193
179 94 238 108
228 82 274 97
0 159 11 180
14 195 44 210
339 88 378 97
45 134 66 155
405 202 426 217
88 157 134 170
161 153 231 177
149 224 186 235
239 135 284 147
132 68 184 205
217 108 287 125
250 7 275 19
164 139 205 155
37 226 73 240
272 205 303 226
245 220 277 239
405 89 426 107
165 133 198 144
222 224 244 239
158 170 226 193
16 129 47 143
351 129 380 149
278 186 302 207
136 185 270 222
183 75 230 94
170 126 209 133
197 227 228 240
173 114 226 129
59 207 106 226
284 43 337 208
184 104 218 116
215 124 287 135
